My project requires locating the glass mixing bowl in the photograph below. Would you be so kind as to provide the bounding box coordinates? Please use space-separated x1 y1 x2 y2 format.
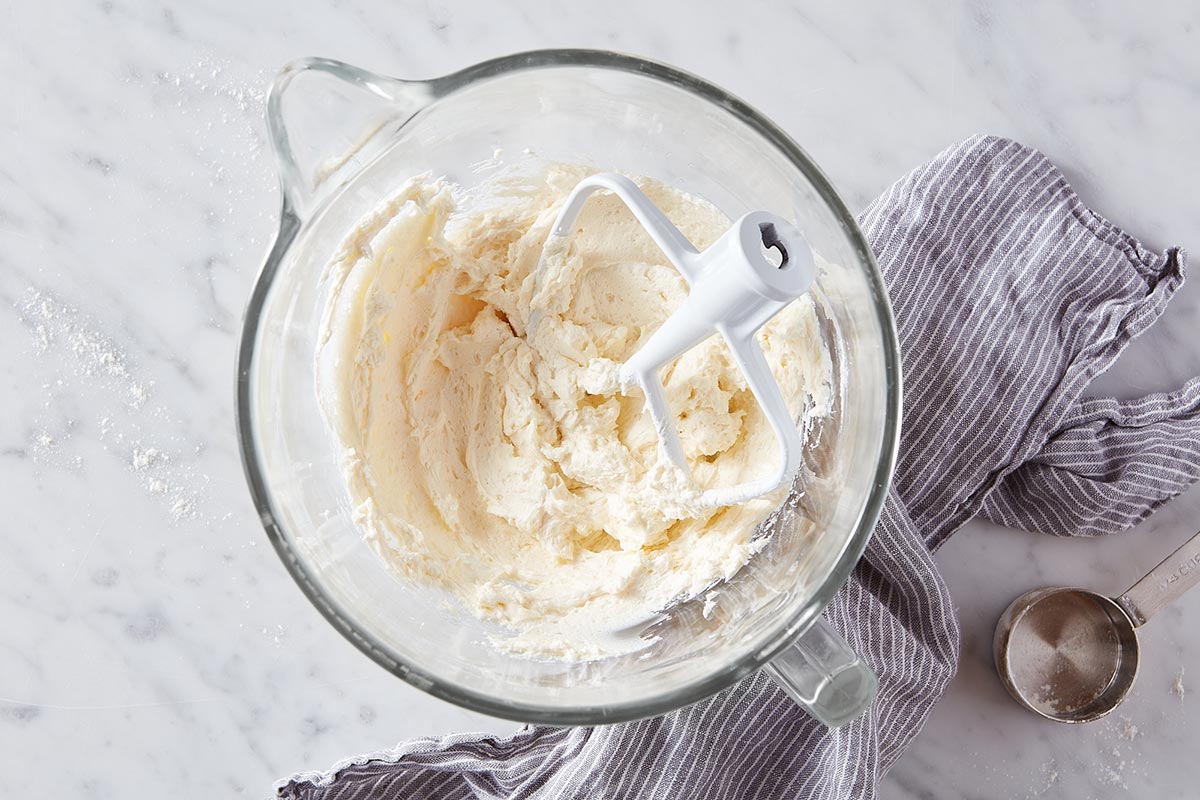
237 50 900 727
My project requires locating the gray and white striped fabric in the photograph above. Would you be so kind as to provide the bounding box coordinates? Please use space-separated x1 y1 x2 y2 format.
277 135 1200 800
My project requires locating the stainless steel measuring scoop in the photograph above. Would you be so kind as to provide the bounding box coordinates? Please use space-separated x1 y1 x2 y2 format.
993 528 1200 722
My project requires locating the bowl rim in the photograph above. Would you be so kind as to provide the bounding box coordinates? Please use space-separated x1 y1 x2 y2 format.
235 47 902 725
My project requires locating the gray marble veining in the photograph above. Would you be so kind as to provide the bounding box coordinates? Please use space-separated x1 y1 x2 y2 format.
1 1 1196 797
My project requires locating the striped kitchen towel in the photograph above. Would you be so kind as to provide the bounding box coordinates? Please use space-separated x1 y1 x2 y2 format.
276 135 1200 800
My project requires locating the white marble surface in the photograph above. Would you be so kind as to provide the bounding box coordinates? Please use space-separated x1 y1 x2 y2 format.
2 1 1197 797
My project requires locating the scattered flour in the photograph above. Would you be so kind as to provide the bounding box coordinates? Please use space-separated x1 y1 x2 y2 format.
1118 715 1141 741
1024 759 1059 798
154 52 266 112
1171 667 1186 700
1097 750 1130 791
129 382 150 409
145 51 273 233
131 447 162 470
260 624 288 647
170 497 197 522
17 289 210 524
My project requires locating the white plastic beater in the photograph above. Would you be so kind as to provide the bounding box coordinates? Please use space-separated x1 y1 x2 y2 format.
531 173 816 507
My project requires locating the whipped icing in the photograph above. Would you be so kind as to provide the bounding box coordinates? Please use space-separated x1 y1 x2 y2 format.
315 163 833 659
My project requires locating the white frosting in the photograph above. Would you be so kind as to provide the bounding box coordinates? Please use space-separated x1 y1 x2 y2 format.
315 164 833 659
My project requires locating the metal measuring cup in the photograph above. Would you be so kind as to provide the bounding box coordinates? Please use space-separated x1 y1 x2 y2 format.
993 529 1200 722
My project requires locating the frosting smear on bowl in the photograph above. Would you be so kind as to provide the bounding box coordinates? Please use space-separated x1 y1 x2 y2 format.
315 163 832 659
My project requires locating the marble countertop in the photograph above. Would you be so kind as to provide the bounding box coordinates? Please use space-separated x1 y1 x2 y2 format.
2 2 1197 797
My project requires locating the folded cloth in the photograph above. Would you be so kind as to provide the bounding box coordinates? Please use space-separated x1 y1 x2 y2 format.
277 135 1200 800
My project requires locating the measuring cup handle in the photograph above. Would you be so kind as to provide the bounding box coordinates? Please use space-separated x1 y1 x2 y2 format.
1115 528 1200 626
764 616 878 727
266 58 433 217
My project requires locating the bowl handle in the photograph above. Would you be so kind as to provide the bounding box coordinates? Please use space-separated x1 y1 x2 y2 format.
266 58 433 218
764 616 878 727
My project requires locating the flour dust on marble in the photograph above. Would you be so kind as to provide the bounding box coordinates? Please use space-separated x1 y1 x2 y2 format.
134 50 275 256
1170 666 1186 700
17 289 218 525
